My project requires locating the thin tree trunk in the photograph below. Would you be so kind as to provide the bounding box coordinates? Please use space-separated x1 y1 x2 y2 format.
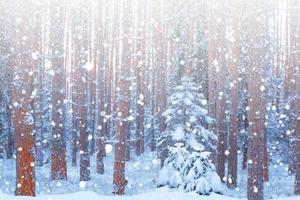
211 0 227 181
295 119 300 194
288 0 299 175
206 0 218 165
227 0 240 188
113 0 130 194
33 6 44 168
79 0 90 181
292 0 300 194
6 107 14 159
152 0 167 168
96 0 105 175
135 0 145 156
246 1 267 199
207 0 217 130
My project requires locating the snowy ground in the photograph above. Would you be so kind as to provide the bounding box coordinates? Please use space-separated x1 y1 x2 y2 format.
223 155 296 199
0 150 160 196
0 188 300 200
0 151 299 199
0 188 239 200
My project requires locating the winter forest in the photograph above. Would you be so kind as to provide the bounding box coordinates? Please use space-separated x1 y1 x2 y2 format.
0 0 299 200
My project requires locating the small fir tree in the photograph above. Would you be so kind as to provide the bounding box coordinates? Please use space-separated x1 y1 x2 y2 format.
157 76 222 195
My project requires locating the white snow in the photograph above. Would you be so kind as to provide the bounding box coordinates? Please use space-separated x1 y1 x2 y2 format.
173 126 185 141
0 188 239 200
1 188 300 200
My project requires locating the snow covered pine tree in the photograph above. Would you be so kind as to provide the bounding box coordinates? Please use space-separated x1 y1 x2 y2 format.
157 75 222 195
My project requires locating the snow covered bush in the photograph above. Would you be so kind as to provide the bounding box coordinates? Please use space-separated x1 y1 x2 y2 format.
181 151 222 194
157 76 221 195
157 145 188 188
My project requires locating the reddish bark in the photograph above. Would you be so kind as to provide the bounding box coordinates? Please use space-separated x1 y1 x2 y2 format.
227 0 240 188
210 1 227 181
113 0 131 194
50 0 67 180
246 1 267 199
14 0 35 196
113 80 130 194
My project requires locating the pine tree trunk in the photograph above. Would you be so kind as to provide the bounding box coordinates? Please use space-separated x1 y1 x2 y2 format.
33 8 44 168
242 136 248 170
70 1 81 168
295 119 300 194
207 0 220 165
150 57 157 152
135 0 146 156
79 87 91 181
79 63 90 180
227 0 240 188
71 35 79 167
246 1 267 199
89 2 97 156
125 1 133 162
79 0 90 181
0 114 4 158
6 107 14 159
262 124 269 182
113 0 130 194
6 11 15 159
14 0 35 196
72 106 79 167
288 0 299 176
50 0 67 180
207 0 217 131
292 0 300 194
241 96 249 170
95 0 105 175
152 0 167 168
211 1 227 181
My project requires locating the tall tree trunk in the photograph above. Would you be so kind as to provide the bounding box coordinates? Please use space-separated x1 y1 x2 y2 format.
50 0 67 180
3 2 15 160
125 0 133 162
206 0 219 165
33 4 44 168
207 0 217 131
211 0 227 181
153 0 168 168
135 0 146 156
79 0 90 182
291 0 300 194
246 1 267 199
288 0 299 175
88 1 97 156
96 0 105 175
70 1 80 168
6 107 14 159
295 119 300 194
79 76 91 181
14 0 35 196
227 0 240 188
113 0 130 194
